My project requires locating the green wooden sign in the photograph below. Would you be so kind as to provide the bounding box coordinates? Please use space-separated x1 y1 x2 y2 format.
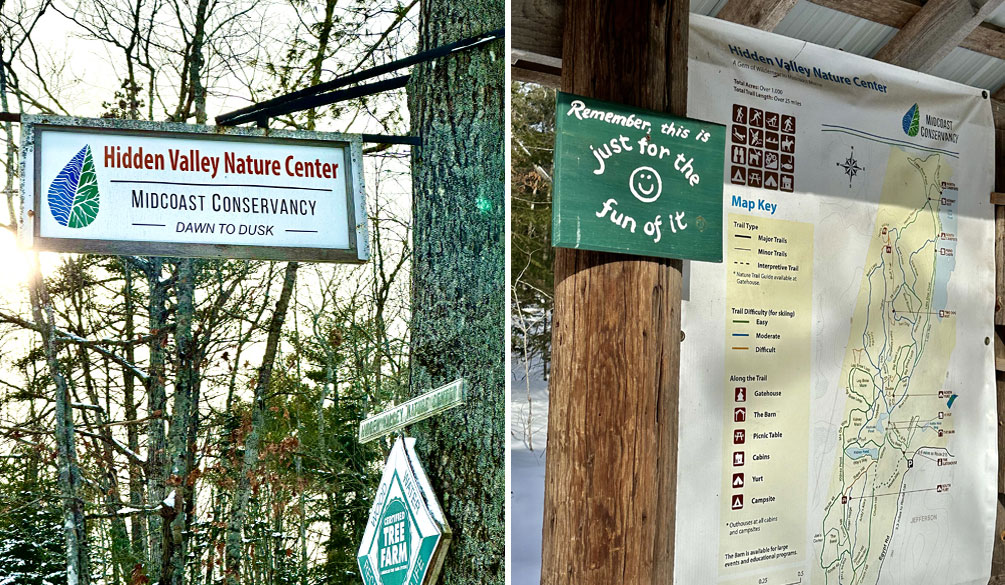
553 92 725 262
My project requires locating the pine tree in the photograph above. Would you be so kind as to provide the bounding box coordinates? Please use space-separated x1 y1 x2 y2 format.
0 459 67 585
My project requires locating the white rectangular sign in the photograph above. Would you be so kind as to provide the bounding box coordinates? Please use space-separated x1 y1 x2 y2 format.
677 15 996 585
20 115 368 262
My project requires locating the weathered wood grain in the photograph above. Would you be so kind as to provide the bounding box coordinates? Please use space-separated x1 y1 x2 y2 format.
512 49 562 87
512 0 564 63
808 0 1005 61
540 1 687 584
872 0 1005 71
997 129 1005 328
716 0 798 30
991 127 1005 583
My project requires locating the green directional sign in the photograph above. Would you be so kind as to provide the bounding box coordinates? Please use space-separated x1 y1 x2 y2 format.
358 438 451 585
359 379 466 444
552 92 725 262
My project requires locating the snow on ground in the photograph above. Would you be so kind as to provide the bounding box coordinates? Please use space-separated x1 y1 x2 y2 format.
510 356 550 585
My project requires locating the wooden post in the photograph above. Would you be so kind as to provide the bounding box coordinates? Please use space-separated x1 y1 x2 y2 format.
989 125 1005 581
540 1 689 584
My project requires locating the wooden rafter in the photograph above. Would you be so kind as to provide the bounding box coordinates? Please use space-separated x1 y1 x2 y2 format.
511 0 1005 128
808 0 1005 62
717 0 799 30
872 0 1005 70
512 0 564 85
512 49 562 86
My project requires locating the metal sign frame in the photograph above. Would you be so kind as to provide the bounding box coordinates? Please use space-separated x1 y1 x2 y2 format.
21 115 369 263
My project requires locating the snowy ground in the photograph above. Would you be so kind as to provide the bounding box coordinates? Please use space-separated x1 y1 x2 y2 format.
510 356 549 585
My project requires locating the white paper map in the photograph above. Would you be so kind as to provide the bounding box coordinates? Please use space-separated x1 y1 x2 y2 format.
677 15 997 585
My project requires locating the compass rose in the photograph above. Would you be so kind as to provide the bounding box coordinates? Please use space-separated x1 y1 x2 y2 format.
837 146 865 187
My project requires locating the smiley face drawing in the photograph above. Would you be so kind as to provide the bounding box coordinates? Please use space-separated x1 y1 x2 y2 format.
629 166 663 203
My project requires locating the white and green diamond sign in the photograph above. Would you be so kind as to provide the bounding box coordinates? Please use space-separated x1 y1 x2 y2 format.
358 437 451 585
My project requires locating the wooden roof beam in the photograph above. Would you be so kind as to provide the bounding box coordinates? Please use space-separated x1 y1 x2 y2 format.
873 0 1005 71
512 0 1005 128
717 0 799 30
512 0 564 86
809 0 1005 62
512 49 562 87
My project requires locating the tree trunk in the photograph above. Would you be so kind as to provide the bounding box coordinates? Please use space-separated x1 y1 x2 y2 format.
122 262 149 568
29 264 89 585
224 262 298 585
146 258 168 583
307 0 337 131
163 258 199 585
405 1 504 582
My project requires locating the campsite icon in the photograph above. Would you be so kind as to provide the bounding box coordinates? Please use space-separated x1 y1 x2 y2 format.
731 166 747 185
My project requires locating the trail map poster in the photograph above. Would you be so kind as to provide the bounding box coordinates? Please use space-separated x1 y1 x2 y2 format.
677 15 997 585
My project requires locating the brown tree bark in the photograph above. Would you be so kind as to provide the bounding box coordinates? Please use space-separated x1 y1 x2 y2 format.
541 1 689 584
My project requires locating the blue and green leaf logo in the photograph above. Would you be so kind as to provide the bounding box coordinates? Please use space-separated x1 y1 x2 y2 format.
902 103 920 137
48 145 100 228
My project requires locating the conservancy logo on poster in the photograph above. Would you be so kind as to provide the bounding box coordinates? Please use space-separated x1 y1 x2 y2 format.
48 144 100 228
901 103 961 143
902 103 920 137
357 438 450 585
